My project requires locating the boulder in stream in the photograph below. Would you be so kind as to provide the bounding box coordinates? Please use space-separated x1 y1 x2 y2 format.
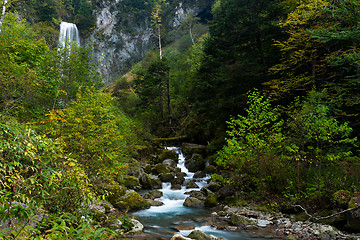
143 189 163 200
183 197 204 207
140 173 162 189
185 154 206 172
171 234 193 240
181 143 206 157
184 180 199 189
188 229 225 240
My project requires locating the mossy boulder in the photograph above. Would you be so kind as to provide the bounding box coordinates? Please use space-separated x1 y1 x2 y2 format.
151 163 171 175
159 172 175 182
122 175 141 190
183 197 204 207
163 159 177 168
157 149 179 163
171 176 185 185
204 165 216 174
188 230 224 240
332 190 351 208
185 154 206 172
184 180 199 189
181 143 206 158
230 214 255 226
147 199 164 206
114 190 150 211
93 210 107 222
104 184 127 206
193 171 206 178
205 194 218 208
140 173 162 189
143 190 163 200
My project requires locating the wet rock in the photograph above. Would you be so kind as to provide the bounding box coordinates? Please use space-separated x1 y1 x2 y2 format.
184 180 199 189
187 229 225 240
176 172 187 178
185 154 206 172
140 173 162 189
183 197 204 207
146 199 164 206
163 159 177 168
172 176 185 185
143 190 163 200
204 165 217 174
151 163 171 175
172 225 195 231
114 190 150 210
159 172 175 182
189 191 206 201
217 184 236 200
127 219 144 234
157 149 179 163
205 194 218 208
230 214 255 227
122 175 141 190
171 183 182 190
182 143 206 157
193 171 206 178
171 234 193 240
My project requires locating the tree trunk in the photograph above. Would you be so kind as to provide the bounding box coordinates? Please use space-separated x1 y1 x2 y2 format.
158 26 162 59
0 0 8 34
189 23 195 45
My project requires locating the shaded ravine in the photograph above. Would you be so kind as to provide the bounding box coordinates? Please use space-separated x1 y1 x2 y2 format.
133 147 274 240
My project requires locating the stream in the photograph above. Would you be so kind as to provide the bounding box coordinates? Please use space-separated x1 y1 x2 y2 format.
133 147 274 240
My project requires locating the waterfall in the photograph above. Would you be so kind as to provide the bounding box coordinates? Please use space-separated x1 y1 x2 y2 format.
59 22 80 49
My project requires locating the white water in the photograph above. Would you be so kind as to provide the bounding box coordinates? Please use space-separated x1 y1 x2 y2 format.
134 147 271 240
59 22 80 49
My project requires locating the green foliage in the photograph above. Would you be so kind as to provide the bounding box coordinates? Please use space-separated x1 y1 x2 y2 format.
43 87 137 177
217 90 284 170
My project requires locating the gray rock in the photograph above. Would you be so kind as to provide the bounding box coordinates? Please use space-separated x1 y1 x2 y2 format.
159 172 175 182
183 197 204 207
143 190 163 200
171 234 193 240
184 180 199 189
163 159 177 168
140 173 162 189
127 219 144 234
182 143 206 158
188 230 225 240
146 199 164 206
185 154 206 172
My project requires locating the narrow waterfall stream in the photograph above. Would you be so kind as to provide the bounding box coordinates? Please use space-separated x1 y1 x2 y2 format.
133 147 273 240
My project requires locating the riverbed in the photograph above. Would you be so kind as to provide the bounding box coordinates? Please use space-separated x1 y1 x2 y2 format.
132 147 277 240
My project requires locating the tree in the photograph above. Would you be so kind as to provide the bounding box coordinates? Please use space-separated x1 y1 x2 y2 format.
216 90 285 191
187 0 283 142
134 58 170 124
151 0 168 59
286 89 357 197
180 13 200 45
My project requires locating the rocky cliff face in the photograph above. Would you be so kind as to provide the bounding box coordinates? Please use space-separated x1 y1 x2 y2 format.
86 0 213 83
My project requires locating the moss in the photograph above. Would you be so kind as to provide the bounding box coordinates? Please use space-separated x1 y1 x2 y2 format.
152 163 170 175
205 194 218 208
204 164 216 174
122 176 141 190
295 211 309 221
93 210 107 222
105 184 127 206
332 190 351 208
115 191 150 211
158 149 179 163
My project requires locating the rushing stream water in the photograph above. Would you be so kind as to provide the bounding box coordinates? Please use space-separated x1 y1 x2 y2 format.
133 147 273 240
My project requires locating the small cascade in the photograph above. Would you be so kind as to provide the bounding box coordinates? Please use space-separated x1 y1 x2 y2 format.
59 22 80 49
134 147 269 240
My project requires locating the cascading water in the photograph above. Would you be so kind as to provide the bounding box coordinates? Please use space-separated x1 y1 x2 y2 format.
134 147 271 240
58 22 80 49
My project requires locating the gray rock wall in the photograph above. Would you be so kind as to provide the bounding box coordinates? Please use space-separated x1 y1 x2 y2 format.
86 0 212 83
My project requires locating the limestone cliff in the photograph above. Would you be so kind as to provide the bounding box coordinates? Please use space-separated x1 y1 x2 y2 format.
87 0 213 83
